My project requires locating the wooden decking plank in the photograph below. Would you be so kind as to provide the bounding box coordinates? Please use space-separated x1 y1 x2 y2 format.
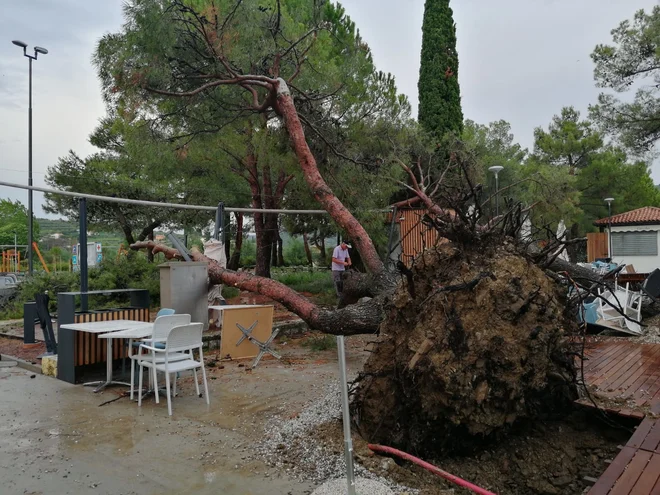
630 452 660 494
609 345 660 393
641 420 660 453
602 359 647 393
582 342 627 370
618 367 660 400
634 374 660 407
628 419 656 449
588 344 640 385
609 449 653 495
589 447 638 494
582 342 631 375
591 349 645 390
584 343 633 376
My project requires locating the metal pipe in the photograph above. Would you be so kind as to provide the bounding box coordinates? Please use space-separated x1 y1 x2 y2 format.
386 205 398 263
214 201 225 240
337 336 356 495
0 181 332 214
28 57 33 275
79 198 88 312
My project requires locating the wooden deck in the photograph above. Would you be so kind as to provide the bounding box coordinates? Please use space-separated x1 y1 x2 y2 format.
581 338 660 494
577 339 660 419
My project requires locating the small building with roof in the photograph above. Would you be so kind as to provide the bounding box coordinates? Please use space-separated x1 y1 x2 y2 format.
593 206 660 273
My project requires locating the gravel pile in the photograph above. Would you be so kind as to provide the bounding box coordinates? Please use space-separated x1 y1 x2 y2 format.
253 381 417 494
638 321 660 344
311 477 394 495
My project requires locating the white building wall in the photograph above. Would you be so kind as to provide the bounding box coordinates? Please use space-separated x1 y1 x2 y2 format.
609 225 660 273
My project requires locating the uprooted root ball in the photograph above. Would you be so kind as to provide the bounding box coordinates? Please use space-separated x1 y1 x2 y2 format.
354 240 577 455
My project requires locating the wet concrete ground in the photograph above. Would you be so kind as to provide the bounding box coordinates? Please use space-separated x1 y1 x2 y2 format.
0 340 368 495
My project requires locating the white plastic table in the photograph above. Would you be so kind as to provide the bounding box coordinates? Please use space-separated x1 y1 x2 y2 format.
59 320 153 392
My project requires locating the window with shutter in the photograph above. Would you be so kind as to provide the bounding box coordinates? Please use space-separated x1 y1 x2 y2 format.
611 231 658 256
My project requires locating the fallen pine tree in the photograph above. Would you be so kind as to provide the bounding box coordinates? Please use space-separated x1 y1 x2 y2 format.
116 0 599 455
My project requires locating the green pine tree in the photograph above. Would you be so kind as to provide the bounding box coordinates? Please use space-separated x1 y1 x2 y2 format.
418 0 463 139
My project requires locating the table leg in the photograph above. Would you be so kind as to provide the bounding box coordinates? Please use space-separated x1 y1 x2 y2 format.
83 336 131 393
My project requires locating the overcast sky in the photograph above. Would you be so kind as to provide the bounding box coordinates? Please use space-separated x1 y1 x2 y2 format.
0 0 657 217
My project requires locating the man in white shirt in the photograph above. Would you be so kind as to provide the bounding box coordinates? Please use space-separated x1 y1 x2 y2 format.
331 241 351 296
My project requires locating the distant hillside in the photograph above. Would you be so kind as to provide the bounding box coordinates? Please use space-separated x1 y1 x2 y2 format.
37 218 79 239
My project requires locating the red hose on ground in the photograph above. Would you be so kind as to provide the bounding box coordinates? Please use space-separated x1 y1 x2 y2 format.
367 444 497 495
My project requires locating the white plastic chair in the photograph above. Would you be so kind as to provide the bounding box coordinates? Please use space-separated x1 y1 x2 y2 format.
129 314 192 400
137 323 209 416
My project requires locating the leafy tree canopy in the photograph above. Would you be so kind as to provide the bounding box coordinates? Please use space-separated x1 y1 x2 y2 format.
591 7 660 154
0 199 40 248
418 0 463 139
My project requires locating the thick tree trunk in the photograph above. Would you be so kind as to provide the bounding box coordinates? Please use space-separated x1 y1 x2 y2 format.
228 212 243 271
303 233 313 266
275 79 385 275
132 241 389 335
255 219 272 277
246 152 272 278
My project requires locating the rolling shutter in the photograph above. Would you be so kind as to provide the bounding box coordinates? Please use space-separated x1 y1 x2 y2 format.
611 231 658 256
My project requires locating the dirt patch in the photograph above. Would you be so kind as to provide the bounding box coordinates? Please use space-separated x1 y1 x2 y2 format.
0 336 45 363
303 411 631 495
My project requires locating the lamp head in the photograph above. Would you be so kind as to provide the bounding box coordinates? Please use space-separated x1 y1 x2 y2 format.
12 40 27 48
34 46 48 55
604 197 614 204
488 165 504 175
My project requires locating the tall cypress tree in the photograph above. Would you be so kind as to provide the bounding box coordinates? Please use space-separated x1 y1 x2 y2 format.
418 0 463 139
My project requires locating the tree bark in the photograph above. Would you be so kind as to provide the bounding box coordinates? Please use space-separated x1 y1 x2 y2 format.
246 151 272 278
274 79 385 275
228 212 243 271
303 233 313 265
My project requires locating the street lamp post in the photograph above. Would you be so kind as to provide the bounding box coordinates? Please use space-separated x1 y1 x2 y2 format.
605 197 614 260
12 40 48 275
488 166 504 217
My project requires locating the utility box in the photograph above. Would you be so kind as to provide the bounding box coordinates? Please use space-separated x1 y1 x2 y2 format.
159 262 209 330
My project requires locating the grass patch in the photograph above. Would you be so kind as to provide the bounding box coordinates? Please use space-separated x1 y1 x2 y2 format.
302 334 337 351
273 270 334 295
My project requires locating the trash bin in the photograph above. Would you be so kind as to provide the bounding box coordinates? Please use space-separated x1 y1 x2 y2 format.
159 262 209 330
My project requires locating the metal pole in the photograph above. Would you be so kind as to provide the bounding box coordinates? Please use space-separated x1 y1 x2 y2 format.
608 202 612 260
386 206 398 264
495 173 500 218
214 201 225 240
337 336 357 495
28 57 33 275
79 198 88 312
14 233 17 272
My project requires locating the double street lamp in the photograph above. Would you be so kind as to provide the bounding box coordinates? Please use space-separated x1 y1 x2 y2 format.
12 40 48 275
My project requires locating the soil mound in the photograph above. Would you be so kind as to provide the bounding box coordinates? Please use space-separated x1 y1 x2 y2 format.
355 240 577 454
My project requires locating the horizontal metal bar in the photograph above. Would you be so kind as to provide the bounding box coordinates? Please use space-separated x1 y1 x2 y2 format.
0 181 331 215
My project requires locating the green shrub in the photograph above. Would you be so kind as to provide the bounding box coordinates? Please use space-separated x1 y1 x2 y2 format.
283 238 309 266
0 254 161 319
240 239 256 267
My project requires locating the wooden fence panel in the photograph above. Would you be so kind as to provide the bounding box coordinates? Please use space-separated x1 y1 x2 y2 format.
587 232 608 262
